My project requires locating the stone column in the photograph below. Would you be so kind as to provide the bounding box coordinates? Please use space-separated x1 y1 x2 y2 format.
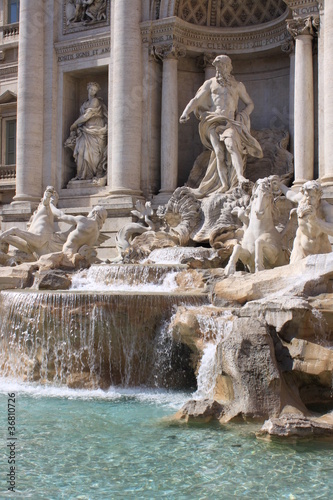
203 53 216 81
110 0 142 196
140 47 162 199
282 39 295 155
287 17 317 187
322 1 333 183
13 0 45 204
153 44 185 205
317 5 325 180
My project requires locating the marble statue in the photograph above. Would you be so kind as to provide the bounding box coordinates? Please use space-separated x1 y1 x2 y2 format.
179 55 263 197
280 180 333 263
65 82 108 181
62 205 107 257
114 201 155 261
225 177 289 274
0 186 75 259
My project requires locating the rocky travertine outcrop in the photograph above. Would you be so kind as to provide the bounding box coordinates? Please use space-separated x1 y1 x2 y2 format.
0 263 37 290
257 413 333 439
212 253 333 305
171 256 333 437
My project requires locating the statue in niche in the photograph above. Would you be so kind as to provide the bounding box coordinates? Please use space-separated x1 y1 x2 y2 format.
65 82 108 182
65 0 107 25
280 180 333 263
180 54 263 197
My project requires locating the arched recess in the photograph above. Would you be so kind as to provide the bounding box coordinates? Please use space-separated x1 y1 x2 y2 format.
174 0 287 27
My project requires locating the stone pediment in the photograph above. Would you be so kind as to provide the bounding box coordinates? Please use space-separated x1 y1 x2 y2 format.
0 90 17 105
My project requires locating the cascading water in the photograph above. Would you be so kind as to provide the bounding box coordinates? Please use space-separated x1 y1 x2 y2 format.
151 313 198 389
0 288 207 388
193 311 233 400
71 264 186 292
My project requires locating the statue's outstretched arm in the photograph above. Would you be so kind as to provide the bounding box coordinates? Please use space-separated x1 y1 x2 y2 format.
321 199 333 223
279 183 302 204
179 80 211 123
314 215 333 237
51 205 77 227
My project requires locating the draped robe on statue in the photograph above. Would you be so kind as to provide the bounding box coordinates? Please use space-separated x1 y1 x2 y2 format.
193 110 263 197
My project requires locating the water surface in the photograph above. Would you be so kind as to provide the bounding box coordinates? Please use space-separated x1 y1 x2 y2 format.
1 379 333 499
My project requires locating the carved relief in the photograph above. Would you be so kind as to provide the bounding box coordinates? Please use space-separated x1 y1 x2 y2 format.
64 0 109 34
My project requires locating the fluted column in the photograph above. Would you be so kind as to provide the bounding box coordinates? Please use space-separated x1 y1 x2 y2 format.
322 1 333 183
287 17 317 186
153 44 185 205
13 0 44 204
110 0 142 195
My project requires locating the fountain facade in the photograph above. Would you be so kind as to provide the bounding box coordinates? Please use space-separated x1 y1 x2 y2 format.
0 0 333 441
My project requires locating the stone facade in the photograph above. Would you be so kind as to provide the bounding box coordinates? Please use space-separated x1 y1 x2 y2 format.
0 0 327 258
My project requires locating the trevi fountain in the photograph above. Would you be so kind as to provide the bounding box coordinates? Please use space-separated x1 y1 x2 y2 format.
0 1 332 498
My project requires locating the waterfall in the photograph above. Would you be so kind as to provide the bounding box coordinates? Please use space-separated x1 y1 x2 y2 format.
71 264 186 292
193 311 233 400
0 290 207 388
151 313 197 390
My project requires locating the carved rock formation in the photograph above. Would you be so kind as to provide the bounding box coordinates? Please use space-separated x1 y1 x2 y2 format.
0 263 37 290
257 413 333 439
212 253 333 305
170 254 333 436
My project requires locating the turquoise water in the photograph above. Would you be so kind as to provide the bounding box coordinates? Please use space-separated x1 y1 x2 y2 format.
1 380 333 500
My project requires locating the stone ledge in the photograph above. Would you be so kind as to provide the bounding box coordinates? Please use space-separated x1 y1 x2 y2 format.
212 253 333 306
257 413 333 440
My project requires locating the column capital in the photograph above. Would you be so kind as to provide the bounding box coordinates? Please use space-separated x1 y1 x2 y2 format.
281 36 295 54
152 43 186 62
286 16 319 39
196 52 218 71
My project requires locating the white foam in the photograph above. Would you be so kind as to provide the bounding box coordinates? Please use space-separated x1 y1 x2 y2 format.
71 266 179 292
0 377 188 408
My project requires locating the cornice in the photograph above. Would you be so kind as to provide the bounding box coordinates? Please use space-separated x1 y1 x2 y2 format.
54 34 110 63
283 0 320 16
141 12 290 54
0 64 18 79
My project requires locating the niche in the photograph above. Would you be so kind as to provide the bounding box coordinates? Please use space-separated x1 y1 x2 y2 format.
62 66 108 188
